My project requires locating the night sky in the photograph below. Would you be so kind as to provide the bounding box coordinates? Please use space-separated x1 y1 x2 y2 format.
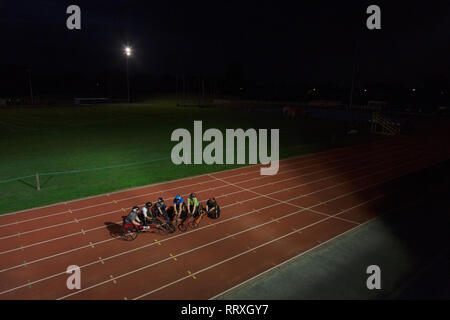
1 0 450 87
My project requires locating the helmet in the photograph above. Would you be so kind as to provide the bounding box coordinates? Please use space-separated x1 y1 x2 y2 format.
211 197 216 201
190 193 196 198
175 194 181 200
145 202 152 207
158 197 163 202
132 206 139 212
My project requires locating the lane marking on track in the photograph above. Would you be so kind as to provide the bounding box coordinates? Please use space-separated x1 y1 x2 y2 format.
291 206 361 226
74 219 79 223
211 175 363 227
0 140 403 229
135 198 422 300
89 242 94 248
81 229 85 235
0 143 412 243
0 138 414 225
98 257 104 265
55 189 399 300
58 173 433 301
68 209 72 214
209 199 421 300
109 275 116 284
169 253 177 261
0 151 434 281
113 200 117 204
27 280 31 289
1 152 440 296
0 154 429 279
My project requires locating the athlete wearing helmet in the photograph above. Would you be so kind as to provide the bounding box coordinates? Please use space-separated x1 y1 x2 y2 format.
155 197 170 224
173 194 184 225
187 193 201 218
139 202 153 225
206 197 220 219
125 206 146 228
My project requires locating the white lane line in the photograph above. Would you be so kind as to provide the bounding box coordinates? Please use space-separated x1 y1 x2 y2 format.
208 199 421 300
0 144 414 257
59 190 396 300
0 140 404 228
0 153 434 296
0 143 408 241
0 137 409 219
59 152 439 299
209 174 361 226
132 198 420 300
0 149 426 275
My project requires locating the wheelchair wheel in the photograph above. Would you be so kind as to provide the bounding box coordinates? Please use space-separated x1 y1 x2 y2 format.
178 222 188 232
189 219 199 229
121 225 138 241
160 222 176 234
158 224 170 235
166 223 176 233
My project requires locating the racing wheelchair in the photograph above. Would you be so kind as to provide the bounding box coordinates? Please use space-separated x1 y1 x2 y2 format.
120 216 176 241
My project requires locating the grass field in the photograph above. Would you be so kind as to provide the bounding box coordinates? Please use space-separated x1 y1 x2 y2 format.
0 98 381 215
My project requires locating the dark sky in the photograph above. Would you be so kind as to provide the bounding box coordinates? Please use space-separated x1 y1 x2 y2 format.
1 0 450 87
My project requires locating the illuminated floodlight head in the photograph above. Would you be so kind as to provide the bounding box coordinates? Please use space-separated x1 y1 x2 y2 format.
124 46 132 56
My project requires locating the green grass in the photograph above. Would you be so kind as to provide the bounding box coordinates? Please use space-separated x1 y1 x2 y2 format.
0 99 380 214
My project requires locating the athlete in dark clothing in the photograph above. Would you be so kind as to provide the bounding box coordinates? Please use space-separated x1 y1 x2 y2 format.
155 197 170 224
206 197 220 219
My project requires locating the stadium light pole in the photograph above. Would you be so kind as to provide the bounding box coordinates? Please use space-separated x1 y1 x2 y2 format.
124 46 132 102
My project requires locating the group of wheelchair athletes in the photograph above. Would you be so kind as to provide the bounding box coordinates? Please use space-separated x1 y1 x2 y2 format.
124 192 220 233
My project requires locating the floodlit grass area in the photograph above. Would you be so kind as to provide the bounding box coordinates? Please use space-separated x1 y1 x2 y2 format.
0 98 380 214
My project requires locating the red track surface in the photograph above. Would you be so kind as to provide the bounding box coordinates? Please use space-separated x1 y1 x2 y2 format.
0 132 449 300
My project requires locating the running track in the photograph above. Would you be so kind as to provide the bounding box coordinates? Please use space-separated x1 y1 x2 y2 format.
0 130 449 300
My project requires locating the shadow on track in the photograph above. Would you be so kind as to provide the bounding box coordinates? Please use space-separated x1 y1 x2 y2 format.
105 221 122 239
